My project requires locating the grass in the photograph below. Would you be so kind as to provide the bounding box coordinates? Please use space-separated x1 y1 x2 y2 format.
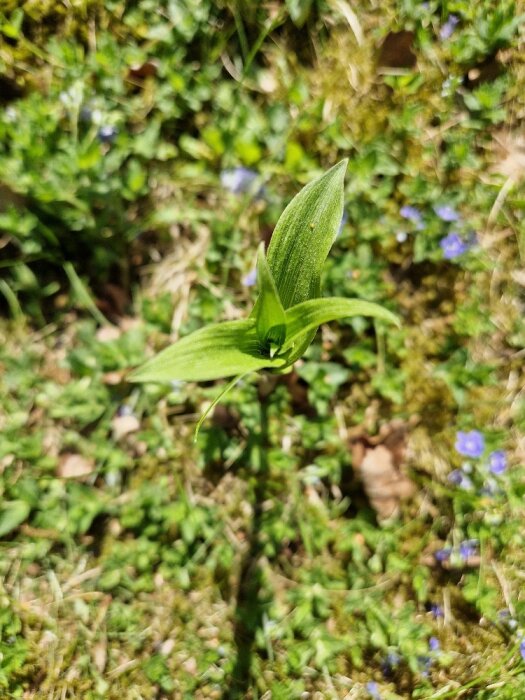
1 0 525 697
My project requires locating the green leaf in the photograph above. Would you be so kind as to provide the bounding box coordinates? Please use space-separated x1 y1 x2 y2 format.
266 160 347 309
129 320 286 383
282 297 400 353
254 243 286 352
0 500 31 538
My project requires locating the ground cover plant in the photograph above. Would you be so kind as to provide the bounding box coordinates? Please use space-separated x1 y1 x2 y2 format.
1 0 525 698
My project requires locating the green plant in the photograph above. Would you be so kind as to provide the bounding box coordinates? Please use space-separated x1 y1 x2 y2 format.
130 161 399 430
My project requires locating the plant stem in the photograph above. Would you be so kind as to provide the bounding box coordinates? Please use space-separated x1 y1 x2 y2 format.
224 375 276 698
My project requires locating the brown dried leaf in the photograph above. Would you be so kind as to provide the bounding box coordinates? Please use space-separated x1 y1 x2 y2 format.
378 31 416 69
352 421 416 519
92 640 107 673
57 454 95 479
111 414 140 440
96 326 121 342
359 445 415 519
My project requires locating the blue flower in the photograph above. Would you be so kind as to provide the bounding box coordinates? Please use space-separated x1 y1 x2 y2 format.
440 232 468 259
498 609 518 630
98 125 118 143
448 469 473 490
455 430 485 458
220 167 259 195
489 450 507 475
418 655 432 677
439 15 459 40
429 636 440 652
366 681 381 699
459 539 478 560
434 548 452 563
381 651 401 677
430 604 444 618
400 205 424 229
242 269 257 287
434 204 459 222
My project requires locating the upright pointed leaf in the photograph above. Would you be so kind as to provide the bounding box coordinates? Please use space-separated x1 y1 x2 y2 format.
254 243 286 351
282 297 400 352
129 320 285 383
266 159 347 309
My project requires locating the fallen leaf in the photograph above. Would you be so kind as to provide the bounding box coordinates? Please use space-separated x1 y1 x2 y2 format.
92 640 107 672
57 454 95 479
378 31 416 69
96 326 121 342
112 414 140 440
103 370 126 385
351 420 416 519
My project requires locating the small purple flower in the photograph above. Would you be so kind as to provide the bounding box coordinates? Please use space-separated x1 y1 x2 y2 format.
220 167 259 195
366 681 381 699
520 639 525 661
98 125 118 143
429 636 440 652
498 609 518 630
435 548 451 563
440 15 459 41
459 539 478 560
481 477 499 497
448 469 473 490
489 450 507 475
418 655 432 677
455 430 485 458
434 204 459 222
440 232 468 259
400 205 424 229
381 651 401 677
242 269 257 287
430 604 444 618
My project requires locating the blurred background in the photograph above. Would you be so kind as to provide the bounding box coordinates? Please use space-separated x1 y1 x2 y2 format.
1 1 524 697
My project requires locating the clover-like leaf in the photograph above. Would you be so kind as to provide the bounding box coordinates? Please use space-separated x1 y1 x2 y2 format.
129 319 286 383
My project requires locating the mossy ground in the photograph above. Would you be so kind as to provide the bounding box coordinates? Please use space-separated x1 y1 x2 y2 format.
1 1 525 697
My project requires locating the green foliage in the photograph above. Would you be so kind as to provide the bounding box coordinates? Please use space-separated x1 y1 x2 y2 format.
131 163 398 426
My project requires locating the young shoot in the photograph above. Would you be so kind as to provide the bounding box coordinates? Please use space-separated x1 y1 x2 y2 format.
129 161 400 433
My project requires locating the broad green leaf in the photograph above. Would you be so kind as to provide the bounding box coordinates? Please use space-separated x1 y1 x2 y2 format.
266 159 347 309
0 500 31 538
129 320 285 383
282 297 400 352
254 243 286 352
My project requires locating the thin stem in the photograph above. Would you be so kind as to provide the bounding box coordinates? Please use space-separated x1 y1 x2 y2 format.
224 375 275 698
